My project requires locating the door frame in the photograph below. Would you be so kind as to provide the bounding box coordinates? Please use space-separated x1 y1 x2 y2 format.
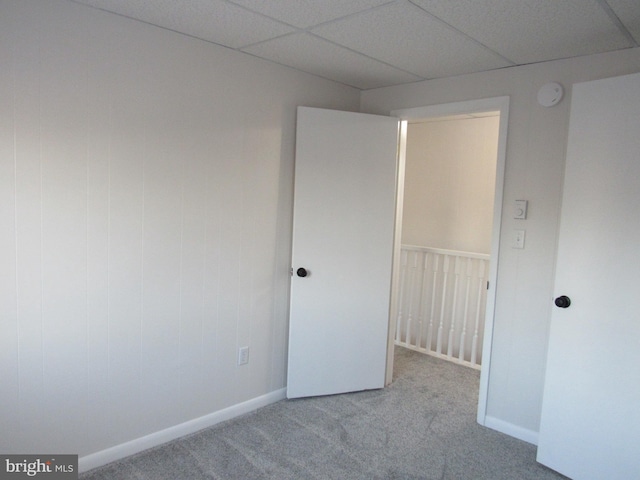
387 96 510 425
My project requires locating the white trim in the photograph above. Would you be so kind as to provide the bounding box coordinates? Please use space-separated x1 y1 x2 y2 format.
484 415 539 445
79 388 287 473
477 97 509 426
396 341 482 371
385 120 407 386
389 96 510 430
402 244 491 261
392 97 506 120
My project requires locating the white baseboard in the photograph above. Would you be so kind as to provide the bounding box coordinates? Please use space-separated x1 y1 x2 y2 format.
79 388 287 473
482 415 539 445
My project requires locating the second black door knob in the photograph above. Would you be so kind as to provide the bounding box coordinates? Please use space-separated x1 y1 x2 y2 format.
554 296 571 308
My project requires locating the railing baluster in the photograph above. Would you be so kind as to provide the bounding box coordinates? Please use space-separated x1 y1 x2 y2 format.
426 253 438 354
459 257 473 363
436 255 449 356
471 260 486 366
416 252 428 350
447 256 461 359
395 250 408 344
405 251 418 347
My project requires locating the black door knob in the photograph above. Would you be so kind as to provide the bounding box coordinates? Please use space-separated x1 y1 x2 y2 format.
554 296 571 308
296 268 308 278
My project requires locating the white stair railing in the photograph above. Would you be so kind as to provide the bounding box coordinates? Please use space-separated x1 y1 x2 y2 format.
394 245 490 369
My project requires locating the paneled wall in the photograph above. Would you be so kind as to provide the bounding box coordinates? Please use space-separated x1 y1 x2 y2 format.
0 0 359 460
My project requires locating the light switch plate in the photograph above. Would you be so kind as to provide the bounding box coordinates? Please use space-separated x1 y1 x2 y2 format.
512 229 525 249
514 200 528 219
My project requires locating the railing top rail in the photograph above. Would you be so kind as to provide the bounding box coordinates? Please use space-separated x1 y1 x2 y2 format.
402 244 490 261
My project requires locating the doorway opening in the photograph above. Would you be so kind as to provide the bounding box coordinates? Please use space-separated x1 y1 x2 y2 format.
395 111 499 368
387 97 509 425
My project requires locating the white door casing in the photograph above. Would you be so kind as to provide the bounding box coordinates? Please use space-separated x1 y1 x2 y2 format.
287 107 401 399
391 97 509 427
537 72 640 478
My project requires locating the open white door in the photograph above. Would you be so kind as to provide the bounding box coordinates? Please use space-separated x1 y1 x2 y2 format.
287 106 401 399
537 73 640 478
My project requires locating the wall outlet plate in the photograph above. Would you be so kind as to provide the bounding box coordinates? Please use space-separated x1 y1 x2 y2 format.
238 346 249 365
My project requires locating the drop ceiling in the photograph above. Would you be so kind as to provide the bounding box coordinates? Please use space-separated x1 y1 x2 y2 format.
73 0 640 90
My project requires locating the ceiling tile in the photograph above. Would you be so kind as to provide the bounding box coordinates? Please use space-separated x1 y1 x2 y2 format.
227 0 392 28
75 0 295 48
605 0 640 43
243 33 423 89
411 0 634 64
73 0 640 89
312 1 512 79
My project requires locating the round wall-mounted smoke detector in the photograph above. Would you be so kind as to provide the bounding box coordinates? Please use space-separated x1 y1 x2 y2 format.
537 82 564 107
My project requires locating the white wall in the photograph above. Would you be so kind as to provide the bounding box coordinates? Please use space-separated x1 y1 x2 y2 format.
402 117 498 253
362 47 640 440
0 0 359 462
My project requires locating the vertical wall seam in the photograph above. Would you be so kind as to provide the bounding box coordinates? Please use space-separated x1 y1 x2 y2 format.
178 142 186 393
139 123 146 412
235 161 245 398
106 90 112 431
38 14 45 390
200 161 207 392
12 18 21 407
84 14 91 446
214 188 223 403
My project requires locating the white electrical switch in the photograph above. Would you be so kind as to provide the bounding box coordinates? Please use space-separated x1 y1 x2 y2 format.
514 200 528 219
512 230 525 249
